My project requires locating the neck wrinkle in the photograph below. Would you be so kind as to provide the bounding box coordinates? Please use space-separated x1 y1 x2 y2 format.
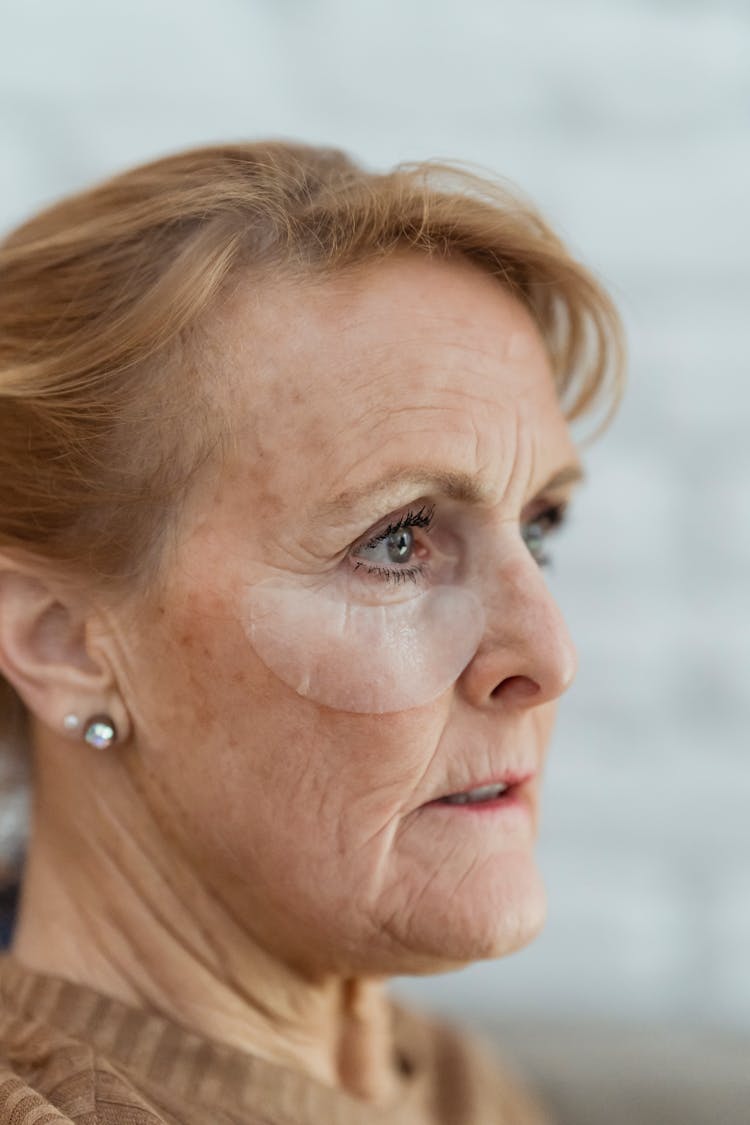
12 726 401 1105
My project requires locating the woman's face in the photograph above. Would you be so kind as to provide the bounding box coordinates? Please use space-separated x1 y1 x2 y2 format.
111 252 581 976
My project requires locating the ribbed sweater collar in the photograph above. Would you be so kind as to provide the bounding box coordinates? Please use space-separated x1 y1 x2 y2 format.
0 953 433 1125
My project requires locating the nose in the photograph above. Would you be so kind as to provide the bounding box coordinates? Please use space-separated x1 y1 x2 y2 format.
457 549 578 710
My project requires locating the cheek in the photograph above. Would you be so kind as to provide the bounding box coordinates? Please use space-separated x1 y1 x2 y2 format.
243 579 485 714
131 587 448 834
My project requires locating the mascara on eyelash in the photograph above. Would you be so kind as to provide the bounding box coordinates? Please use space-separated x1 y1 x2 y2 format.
355 499 568 583
352 561 425 584
523 503 568 569
539 503 568 529
363 503 436 548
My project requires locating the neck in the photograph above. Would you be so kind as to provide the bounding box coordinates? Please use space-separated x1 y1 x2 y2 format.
11 736 399 1105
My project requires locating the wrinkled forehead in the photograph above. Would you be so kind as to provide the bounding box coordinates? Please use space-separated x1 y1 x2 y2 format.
201 253 571 521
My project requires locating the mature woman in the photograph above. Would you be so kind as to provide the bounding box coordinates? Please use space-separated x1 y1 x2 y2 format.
0 142 623 1124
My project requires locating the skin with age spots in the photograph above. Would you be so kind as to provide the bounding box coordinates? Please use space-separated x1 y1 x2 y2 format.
8 252 581 1104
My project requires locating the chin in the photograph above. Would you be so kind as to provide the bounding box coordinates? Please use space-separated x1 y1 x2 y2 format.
444 867 546 967
375 852 548 976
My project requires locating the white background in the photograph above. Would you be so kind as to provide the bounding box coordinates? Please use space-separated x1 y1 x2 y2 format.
2 0 749 1033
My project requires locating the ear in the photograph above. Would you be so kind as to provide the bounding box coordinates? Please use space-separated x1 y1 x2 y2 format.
0 556 131 744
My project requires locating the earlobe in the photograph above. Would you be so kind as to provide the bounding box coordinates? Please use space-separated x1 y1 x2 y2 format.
0 562 126 742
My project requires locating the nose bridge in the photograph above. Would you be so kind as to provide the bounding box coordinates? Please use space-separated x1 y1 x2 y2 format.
471 545 578 703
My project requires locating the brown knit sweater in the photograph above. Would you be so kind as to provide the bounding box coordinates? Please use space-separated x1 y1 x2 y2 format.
0 954 551 1124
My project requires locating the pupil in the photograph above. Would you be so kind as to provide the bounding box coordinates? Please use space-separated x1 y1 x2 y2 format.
387 529 413 563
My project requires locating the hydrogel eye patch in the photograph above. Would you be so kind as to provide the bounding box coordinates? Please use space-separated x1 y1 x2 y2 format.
243 580 485 714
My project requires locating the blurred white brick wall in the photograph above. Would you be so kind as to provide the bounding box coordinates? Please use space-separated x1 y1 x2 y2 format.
1 0 748 1031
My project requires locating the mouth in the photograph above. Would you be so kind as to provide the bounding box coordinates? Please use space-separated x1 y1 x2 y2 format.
425 772 535 812
440 781 510 805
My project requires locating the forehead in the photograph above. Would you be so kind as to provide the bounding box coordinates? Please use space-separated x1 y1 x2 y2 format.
206 253 575 522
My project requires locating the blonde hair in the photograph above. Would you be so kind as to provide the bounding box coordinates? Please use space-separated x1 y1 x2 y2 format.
0 140 625 808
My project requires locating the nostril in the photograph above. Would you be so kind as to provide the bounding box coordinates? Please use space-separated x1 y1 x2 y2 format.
491 675 540 701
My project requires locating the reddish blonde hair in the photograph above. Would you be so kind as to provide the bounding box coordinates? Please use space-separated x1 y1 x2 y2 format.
0 140 625 763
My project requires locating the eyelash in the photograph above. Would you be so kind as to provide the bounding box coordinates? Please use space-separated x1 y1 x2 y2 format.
350 502 568 585
351 504 435 585
523 503 568 569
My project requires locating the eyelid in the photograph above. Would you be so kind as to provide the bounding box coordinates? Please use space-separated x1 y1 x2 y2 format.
523 496 570 524
354 499 434 550
351 493 569 553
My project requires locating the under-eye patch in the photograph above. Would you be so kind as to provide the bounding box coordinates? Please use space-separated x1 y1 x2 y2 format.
244 580 485 713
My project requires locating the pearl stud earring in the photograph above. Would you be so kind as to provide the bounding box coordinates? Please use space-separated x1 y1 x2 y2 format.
82 714 118 750
63 713 81 732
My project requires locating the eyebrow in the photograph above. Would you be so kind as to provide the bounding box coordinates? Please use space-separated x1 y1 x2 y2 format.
315 462 585 526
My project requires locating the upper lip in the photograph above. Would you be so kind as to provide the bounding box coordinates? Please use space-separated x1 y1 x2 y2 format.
430 770 536 802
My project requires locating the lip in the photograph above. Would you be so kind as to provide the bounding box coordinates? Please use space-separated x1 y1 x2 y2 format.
422 771 537 815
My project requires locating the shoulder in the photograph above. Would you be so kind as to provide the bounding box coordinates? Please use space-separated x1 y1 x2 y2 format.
0 1009 277 1125
0 1013 165 1124
392 1000 553 1125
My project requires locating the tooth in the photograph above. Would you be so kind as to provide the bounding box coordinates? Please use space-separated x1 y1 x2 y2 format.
442 782 509 805
468 783 508 800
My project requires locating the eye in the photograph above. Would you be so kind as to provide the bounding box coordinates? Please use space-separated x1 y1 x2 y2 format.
522 503 568 568
350 504 434 585
381 526 415 564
